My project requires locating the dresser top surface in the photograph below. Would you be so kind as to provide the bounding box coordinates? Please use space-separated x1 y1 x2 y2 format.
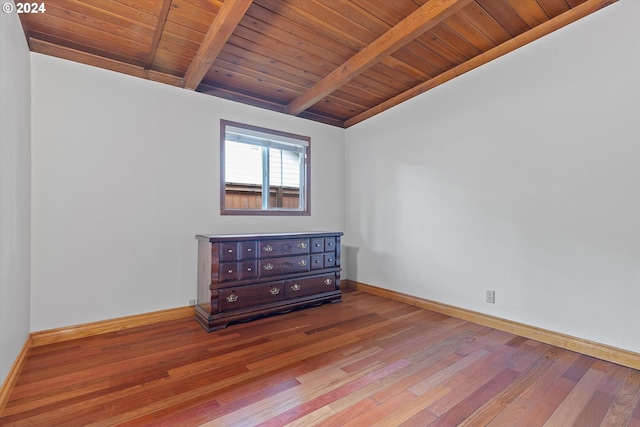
196 231 343 242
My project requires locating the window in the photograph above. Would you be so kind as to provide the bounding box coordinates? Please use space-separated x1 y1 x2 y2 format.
221 120 310 215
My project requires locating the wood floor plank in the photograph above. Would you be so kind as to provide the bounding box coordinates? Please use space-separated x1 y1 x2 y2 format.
407 348 491 396
319 397 379 426
543 367 607 426
370 384 450 426
428 368 522 427
272 357 414 425
369 352 462 404
601 370 640 426
514 376 577 427
338 390 417 427
572 389 615 426
430 363 503 416
1 289 639 426
199 346 392 425
484 348 578 426
283 404 337 426
457 347 559 426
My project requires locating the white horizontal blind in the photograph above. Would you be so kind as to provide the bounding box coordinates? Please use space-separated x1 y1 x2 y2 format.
225 126 308 151
269 149 301 188
224 124 308 211
224 134 304 188
224 141 262 185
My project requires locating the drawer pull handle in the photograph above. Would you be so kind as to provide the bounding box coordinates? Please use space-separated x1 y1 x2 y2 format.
227 269 233 274
247 248 252 252
328 242 333 246
263 244 273 252
324 278 333 285
263 263 274 271
269 287 280 295
298 242 307 249
298 260 307 267
328 258 333 262
247 267 252 272
228 249 233 253
315 259 320 264
291 283 300 291
226 294 238 303
315 243 321 247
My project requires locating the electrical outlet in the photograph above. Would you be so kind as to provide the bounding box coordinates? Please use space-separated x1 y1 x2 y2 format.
486 290 495 304
188 299 196 306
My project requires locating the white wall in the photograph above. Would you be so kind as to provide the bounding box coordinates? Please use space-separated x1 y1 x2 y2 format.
30 54 345 331
345 0 640 353
0 2 31 383
17 0 640 358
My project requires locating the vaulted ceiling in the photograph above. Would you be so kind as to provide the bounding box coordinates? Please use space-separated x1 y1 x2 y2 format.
19 0 616 127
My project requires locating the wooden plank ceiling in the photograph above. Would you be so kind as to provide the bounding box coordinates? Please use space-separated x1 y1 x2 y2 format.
20 0 616 128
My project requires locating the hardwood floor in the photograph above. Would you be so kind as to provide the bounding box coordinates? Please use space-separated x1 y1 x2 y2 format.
2 289 640 426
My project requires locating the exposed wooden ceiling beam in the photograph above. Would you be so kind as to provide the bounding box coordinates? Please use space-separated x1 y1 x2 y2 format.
183 0 253 90
285 0 474 116
344 0 616 128
29 39 183 87
144 0 173 70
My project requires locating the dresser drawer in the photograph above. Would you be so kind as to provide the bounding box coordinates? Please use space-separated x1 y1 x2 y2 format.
220 260 257 282
239 260 258 280
285 273 336 299
259 239 310 257
310 253 336 269
219 282 284 311
219 241 257 262
311 254 324 270
220 261 238 282
311 238 325 253
324 237 336 252
239 241 257 259
259 255 310 277
324 253 336 268
220 243 239 262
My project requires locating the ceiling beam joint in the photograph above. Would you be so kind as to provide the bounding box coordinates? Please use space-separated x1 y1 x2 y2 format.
343 0 615 127
144 0 173 70
183 0 253 90
285 0 473 116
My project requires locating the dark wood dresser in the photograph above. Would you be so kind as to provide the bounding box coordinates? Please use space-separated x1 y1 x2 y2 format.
195 232 343 331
